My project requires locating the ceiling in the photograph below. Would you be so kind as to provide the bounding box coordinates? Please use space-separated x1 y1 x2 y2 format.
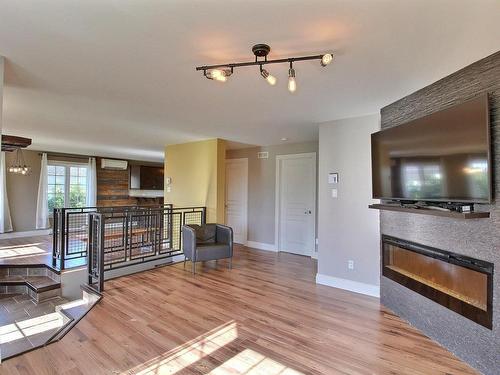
0 1 499 162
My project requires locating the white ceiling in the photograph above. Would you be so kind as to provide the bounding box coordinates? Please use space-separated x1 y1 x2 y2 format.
0 1 499 162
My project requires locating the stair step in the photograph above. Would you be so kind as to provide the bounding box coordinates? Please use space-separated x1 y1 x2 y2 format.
0 275 60 293
49 286 102 343
0 275 61 302
0 285 102 361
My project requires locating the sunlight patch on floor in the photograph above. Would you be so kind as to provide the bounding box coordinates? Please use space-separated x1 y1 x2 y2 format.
128 321 238 375
0 313 66 344
125 321 304 375
0 244 47 259
209 348 304 375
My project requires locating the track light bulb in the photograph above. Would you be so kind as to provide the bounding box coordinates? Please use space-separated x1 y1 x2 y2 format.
211 69 226 82
288 68 296 93
260 68 277 86
206 69 231 82
321 53 333 67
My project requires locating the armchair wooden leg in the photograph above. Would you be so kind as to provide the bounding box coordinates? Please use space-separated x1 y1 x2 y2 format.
192 261 196 274
228 257 232 270
184 257 187 268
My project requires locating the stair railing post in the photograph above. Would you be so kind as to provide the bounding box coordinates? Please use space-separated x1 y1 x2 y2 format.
52 208 59 268
98 214 105 292
60 208 66 270
87 213 94 286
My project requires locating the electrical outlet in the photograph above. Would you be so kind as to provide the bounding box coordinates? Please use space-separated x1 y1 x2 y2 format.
348 260 354 270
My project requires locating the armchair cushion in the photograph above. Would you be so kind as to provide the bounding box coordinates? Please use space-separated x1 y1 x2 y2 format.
191 224 217 244
195 243 231 261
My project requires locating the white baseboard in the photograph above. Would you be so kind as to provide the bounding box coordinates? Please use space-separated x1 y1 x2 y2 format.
171 254 185 263
0 229 52 239
316 273 380 298
246 241 277 252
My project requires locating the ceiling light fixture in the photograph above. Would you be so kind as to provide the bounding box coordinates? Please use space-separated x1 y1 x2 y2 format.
196 44 334 91
8 149 31 175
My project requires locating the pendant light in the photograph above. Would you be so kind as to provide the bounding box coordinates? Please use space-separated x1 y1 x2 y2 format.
9 149 31 175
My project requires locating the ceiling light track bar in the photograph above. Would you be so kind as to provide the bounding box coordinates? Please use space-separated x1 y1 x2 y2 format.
197 44 333 91
195 54 323 71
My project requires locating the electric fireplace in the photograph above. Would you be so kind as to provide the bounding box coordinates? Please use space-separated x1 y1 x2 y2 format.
382 235 493 329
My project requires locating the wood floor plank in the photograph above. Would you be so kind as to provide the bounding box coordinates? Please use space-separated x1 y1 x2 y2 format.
0 244 478 375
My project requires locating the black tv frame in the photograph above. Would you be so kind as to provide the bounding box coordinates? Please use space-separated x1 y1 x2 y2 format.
371 93 492 204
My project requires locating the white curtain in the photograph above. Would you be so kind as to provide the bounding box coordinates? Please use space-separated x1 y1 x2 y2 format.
86 157 97 207
36 153 49 229
0 152 13 233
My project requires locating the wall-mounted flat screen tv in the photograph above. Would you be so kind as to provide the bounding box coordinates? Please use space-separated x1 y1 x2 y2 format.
371 94 491 203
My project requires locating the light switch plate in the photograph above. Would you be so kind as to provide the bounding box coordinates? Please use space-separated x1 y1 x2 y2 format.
328 173 338 184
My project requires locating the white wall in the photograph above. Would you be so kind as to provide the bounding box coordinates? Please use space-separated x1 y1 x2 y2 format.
0 56 3 135
316 114 381 297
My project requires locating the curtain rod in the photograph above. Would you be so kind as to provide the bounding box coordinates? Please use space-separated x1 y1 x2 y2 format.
38 152 91 160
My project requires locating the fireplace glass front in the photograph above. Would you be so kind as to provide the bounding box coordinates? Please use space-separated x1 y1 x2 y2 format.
382 236 493 329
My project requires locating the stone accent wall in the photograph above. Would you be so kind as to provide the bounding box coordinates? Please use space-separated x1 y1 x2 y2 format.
380 51 500 375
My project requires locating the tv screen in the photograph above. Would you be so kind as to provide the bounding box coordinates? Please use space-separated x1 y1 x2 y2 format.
371 94 491 203
130 165 164 190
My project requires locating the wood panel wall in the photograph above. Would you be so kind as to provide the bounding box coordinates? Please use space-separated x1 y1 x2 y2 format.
96 158 137 207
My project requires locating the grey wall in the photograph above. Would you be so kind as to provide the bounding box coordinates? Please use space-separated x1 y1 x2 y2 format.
5 150 41 232
380 51 500 375
226 141 318 246
317 115 381 287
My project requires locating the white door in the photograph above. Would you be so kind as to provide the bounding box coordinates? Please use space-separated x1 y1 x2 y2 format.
276 153 316 256
225 158 248 244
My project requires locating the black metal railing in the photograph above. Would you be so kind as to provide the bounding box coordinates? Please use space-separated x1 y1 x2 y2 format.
53 204 206 272
52 204 173 269
85 206 206 291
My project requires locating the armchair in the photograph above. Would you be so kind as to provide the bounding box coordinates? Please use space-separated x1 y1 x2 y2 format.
181 224 233 274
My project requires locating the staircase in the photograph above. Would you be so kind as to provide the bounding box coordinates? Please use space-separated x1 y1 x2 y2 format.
0 265 101 362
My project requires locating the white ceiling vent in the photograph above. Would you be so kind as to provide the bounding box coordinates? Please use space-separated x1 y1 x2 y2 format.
101 158 128 170
257 152 269 159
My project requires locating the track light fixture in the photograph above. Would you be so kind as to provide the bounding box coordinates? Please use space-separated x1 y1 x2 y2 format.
196 44 334 92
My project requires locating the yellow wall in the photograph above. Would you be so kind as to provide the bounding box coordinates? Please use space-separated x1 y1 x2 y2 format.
164 139 226 223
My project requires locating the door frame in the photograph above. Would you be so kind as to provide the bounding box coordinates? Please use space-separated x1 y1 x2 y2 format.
275 152 317 255
225 158 248 245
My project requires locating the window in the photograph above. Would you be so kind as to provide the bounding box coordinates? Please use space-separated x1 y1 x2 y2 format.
47 163 88 211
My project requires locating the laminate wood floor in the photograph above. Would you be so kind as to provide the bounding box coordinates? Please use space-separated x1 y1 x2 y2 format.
0 245 478 375
0 236 84 270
